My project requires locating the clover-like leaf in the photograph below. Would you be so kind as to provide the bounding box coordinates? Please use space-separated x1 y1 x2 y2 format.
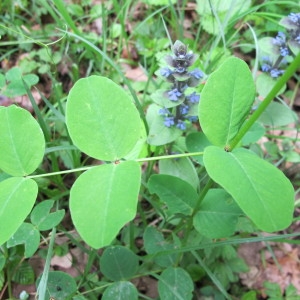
0 105 45 176
199 57 255 148
0 177 38 245
66 76 141 161
70 161 141 248
204 146 294 232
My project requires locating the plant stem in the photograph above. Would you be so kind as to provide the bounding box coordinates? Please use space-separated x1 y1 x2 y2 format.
192 250 231 300
27 152 204 179
37 227 56 300
229 51 300 150
181 178 214 247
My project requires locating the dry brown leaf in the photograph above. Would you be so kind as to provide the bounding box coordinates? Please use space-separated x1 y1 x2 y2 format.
51 253 73 269
239 243 300 293
125 66 148 81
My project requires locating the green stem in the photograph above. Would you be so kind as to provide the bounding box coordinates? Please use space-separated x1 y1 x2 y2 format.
37 227 56 300
181 178 214 246
192 250 231 300
229 51 300 150
27 151 204 179
52 0 81 35
192 178 214 216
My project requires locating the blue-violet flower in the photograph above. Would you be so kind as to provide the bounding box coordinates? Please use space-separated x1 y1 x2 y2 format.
168 88 182 101
273 32 286 46
288 12 300 25
186 92 200 103
179 104 189 115
160 68 173 77
270 68 284 78
190 68 204 80
176 120 186 130
159 108 170 116
164 116 175 127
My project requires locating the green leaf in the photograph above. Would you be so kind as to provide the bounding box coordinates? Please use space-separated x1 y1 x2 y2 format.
7 223 40 258
5 81 27 97
258 37 277 59
102 282 138 300
199 57 255 148
0 252 5 272
241 122 265 146
259 101 297 127
124 121 147 160
11 261 35 284
100 246 139 281
143 226 179 268
0 177 38 246
256 73 286 98
159 156 199 190
36 271 76 299
186 132 211 165
196 0 250 14
0 105 45 176
147 104 181 146
0 74 5 88
285 284 299 298
241 290 257 300
0 271 4 293
193 189 242 239
6 67 22 81
203 146 294 232
196 0 251 35
70 161 141 249
30 200 65 231
23 74 39 87
263 281 282 298
111 23 122 38
288 40 300 56
3 67 39 97
148 174 197 216
67 4 84 17
158 267 194 300
66 76 141 161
